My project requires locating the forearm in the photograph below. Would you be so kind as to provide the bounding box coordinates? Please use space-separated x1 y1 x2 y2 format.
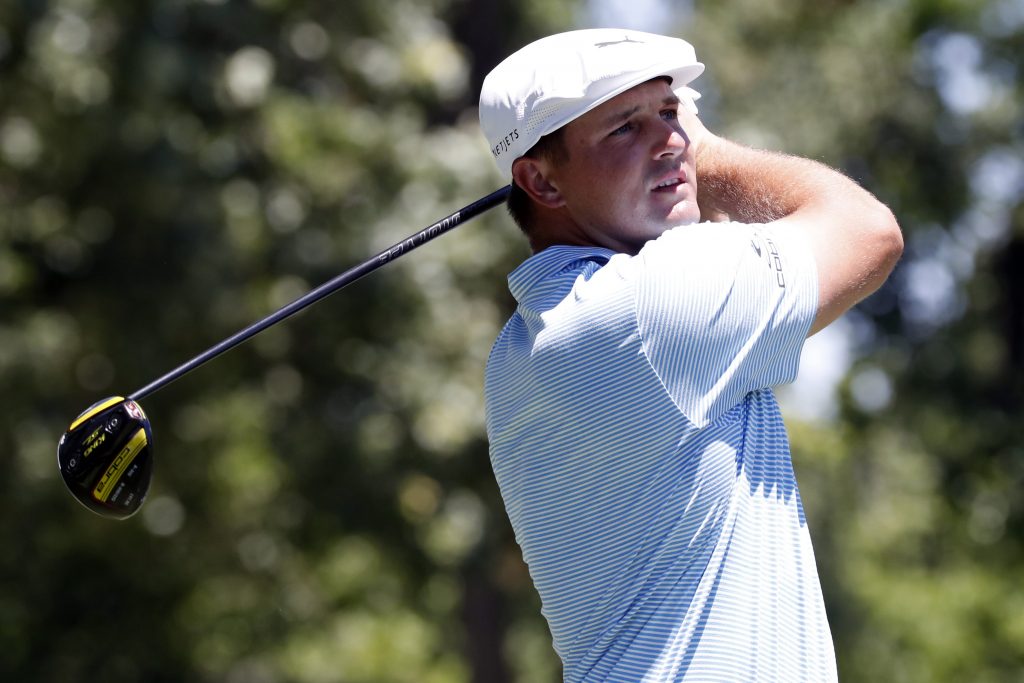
693 130 902 335
695 134 868 224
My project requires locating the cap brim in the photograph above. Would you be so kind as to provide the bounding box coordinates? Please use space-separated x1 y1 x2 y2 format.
537 61 705 141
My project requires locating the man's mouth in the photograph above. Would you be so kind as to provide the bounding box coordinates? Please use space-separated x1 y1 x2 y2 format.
652 176 684 191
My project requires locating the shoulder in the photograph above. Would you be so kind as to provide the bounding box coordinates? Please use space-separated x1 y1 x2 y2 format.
638 220 798 264
629 220 817 295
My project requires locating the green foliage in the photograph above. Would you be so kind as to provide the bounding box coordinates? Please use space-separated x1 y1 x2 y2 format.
1 0 1021 681
692 0 1024 678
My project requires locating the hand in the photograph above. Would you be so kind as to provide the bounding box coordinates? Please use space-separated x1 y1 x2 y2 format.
675 102 712 160
675 107 731 221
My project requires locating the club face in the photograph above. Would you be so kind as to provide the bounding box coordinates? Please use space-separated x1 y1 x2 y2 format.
57 397 154 520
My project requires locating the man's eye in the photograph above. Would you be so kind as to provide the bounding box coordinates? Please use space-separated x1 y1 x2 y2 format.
661 109 678 120
610 122 633 136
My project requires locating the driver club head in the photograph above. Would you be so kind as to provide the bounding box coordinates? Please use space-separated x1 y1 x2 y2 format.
57 397 154 520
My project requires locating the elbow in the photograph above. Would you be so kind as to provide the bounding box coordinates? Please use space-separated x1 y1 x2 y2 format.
858 203 903 297
858 198 903 277
875 204 904 277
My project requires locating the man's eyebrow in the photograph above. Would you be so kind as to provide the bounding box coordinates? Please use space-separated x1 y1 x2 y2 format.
601 104 640 128
599 95 682 128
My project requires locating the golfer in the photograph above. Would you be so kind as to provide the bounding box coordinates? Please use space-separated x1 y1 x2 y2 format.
479 29 902 681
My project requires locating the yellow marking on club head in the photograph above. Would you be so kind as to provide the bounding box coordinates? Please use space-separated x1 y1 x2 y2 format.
83 427 103 446
69 396 125 432
82 431 107 459
93 428 147 502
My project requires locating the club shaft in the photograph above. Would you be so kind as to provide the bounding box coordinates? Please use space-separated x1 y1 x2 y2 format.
129 185 511 401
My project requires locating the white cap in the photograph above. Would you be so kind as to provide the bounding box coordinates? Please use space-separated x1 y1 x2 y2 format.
479 28 705 178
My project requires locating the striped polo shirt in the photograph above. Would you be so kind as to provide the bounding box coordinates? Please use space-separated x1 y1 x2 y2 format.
484 220 837 682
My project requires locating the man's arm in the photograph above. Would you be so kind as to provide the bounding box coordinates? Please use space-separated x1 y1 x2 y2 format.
686 115 904 336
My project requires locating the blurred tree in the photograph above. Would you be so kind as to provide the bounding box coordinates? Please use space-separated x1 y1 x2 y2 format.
690 0 1024 679
0 0 1021 681
0 0 572 680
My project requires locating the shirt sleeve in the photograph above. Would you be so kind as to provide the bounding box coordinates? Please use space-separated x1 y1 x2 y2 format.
627 220 818 427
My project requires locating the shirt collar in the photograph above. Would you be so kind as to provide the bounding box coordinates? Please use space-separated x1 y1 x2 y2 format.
508 245 617 304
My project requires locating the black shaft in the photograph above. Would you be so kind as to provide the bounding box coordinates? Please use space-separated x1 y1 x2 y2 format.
129 185 511 401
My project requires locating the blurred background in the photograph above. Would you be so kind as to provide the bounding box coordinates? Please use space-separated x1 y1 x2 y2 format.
1 0 1021 680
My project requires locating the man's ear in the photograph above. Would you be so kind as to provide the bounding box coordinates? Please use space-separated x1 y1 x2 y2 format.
511 157 565 208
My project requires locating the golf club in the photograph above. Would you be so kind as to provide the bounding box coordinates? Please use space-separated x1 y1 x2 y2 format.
58 185 512 519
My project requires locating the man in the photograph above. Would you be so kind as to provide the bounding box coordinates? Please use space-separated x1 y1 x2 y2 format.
479 28 902 682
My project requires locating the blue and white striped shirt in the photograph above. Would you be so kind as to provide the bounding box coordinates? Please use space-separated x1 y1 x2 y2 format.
484 221 836 682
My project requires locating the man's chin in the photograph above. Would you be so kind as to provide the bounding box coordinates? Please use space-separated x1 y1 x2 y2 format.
664 203 702 228
666 216 701 228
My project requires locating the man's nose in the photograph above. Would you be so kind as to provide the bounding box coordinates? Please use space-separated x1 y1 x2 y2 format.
654 124 688 159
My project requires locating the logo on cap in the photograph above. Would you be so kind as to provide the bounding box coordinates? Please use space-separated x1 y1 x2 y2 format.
594 36 645 48
492 128 520 158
